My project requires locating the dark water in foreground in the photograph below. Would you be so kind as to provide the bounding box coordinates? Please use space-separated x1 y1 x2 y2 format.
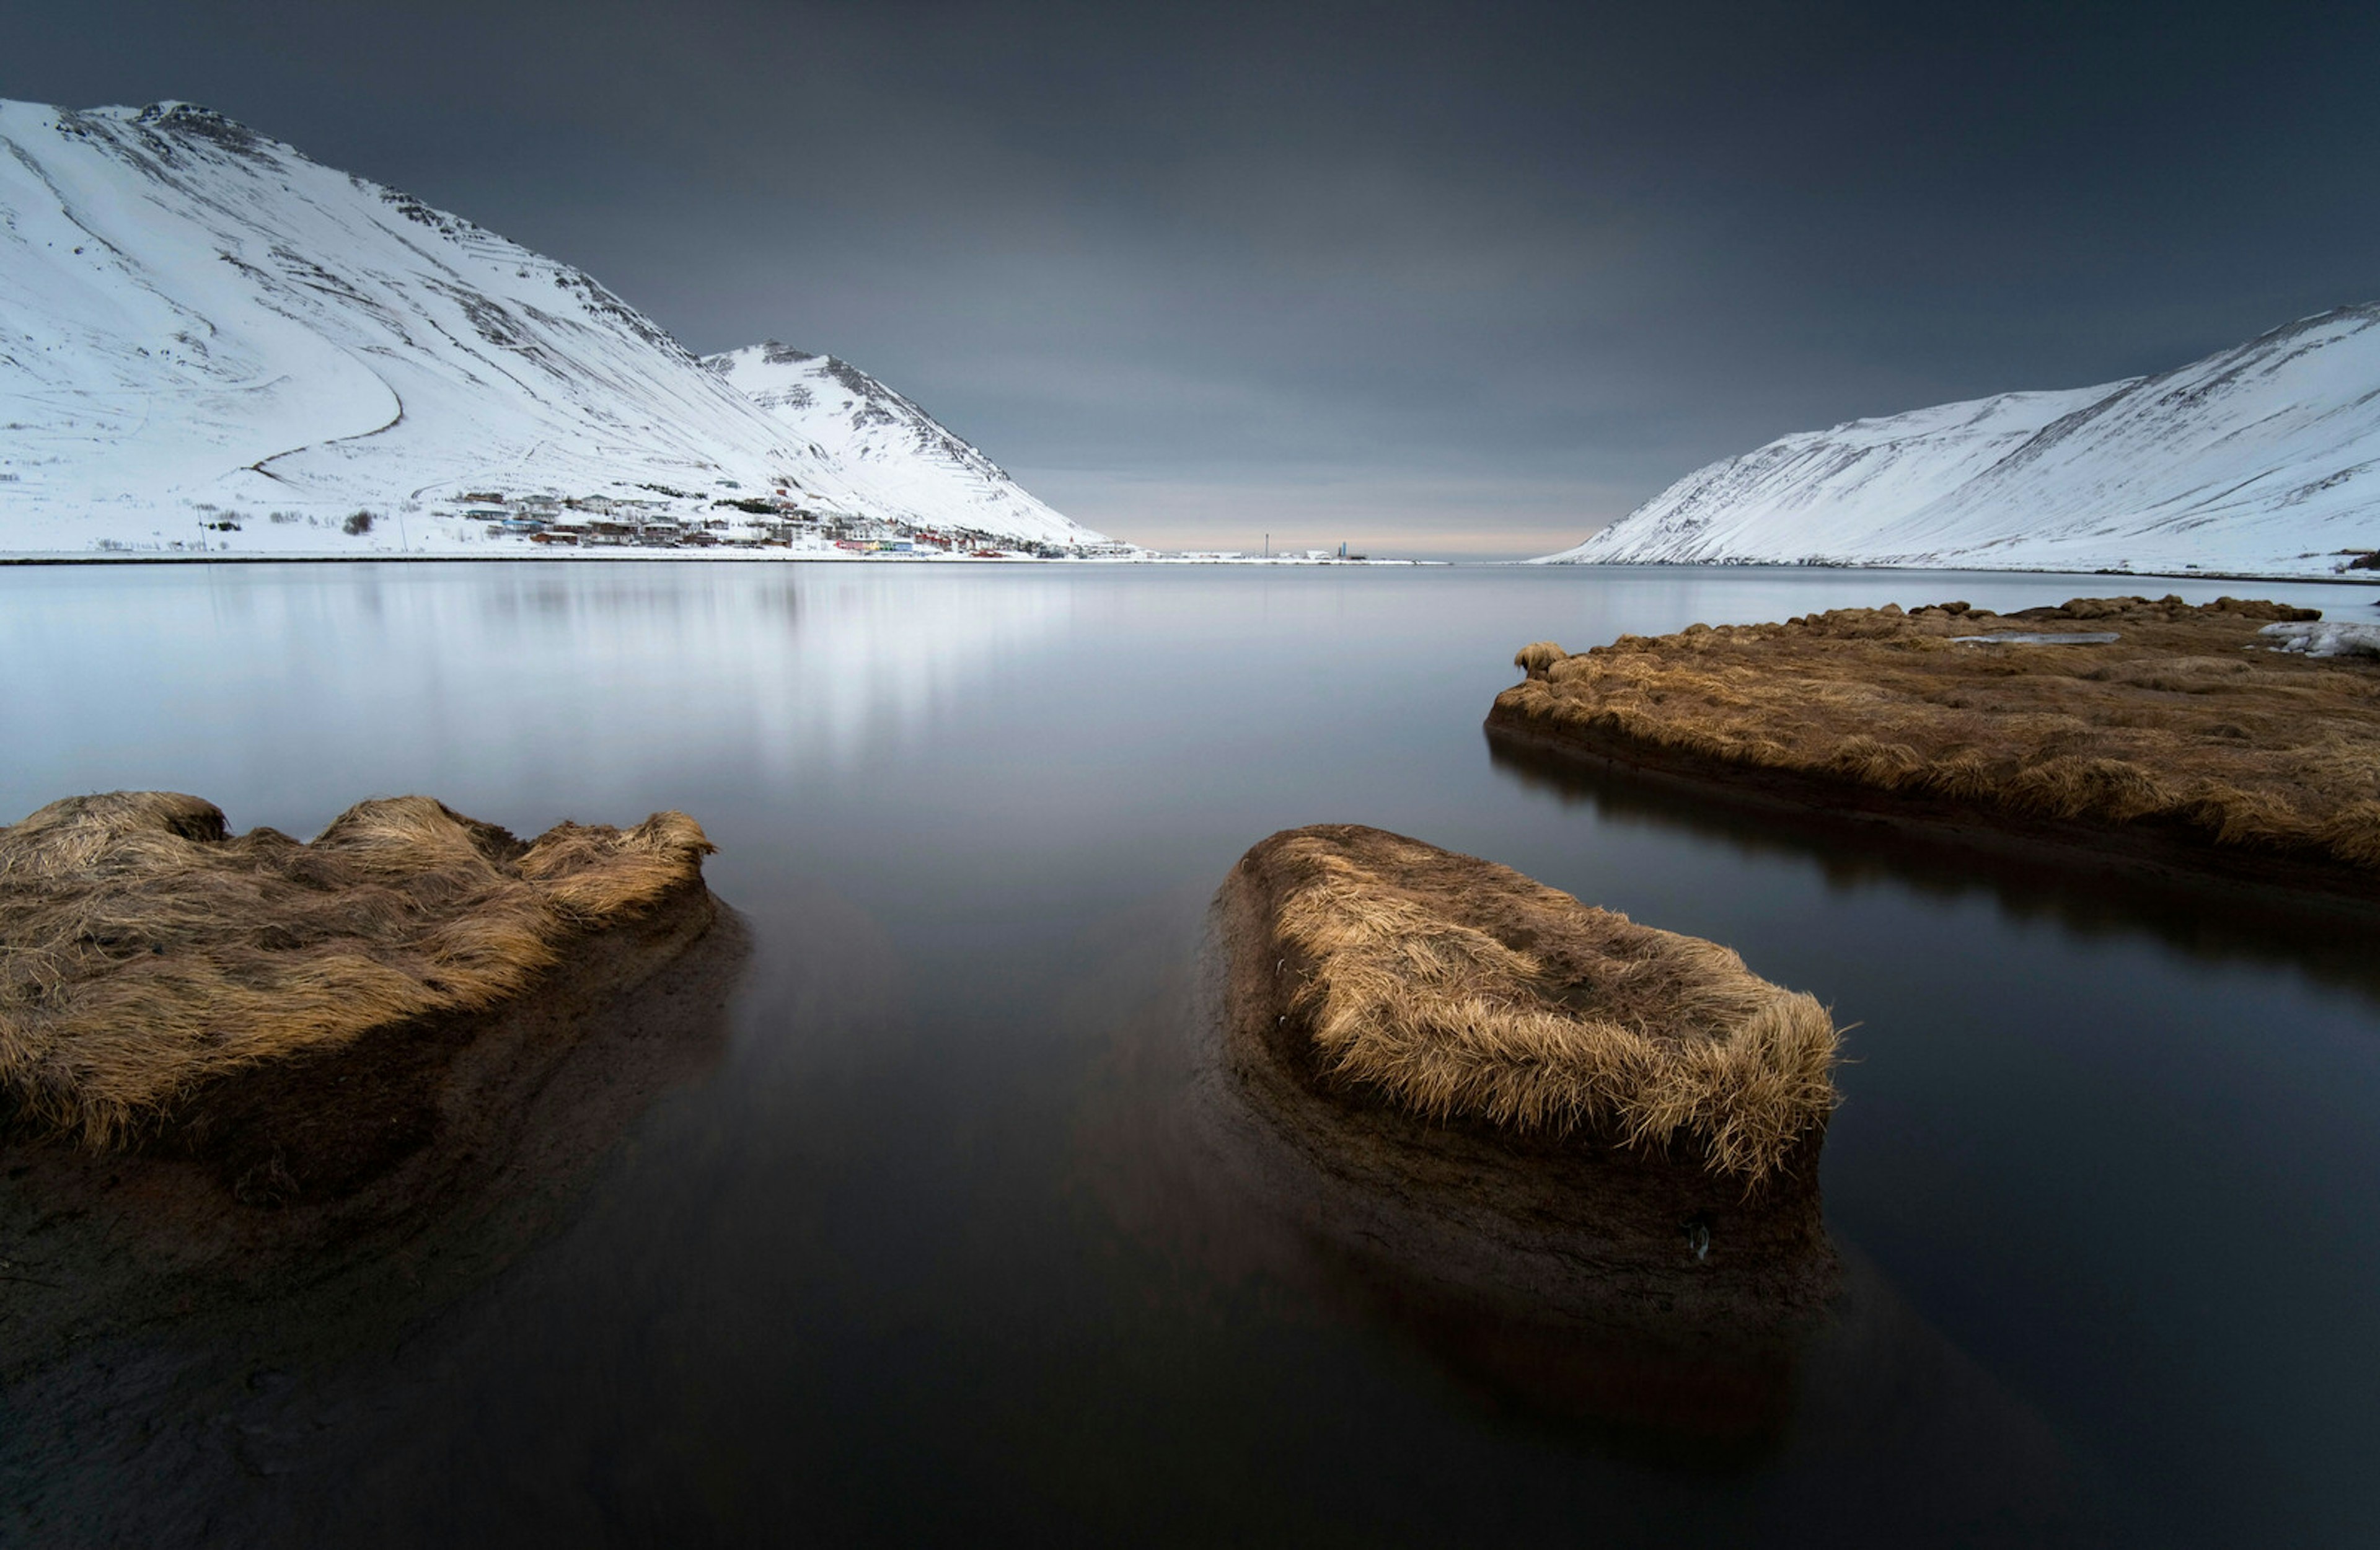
4 561 2379 1547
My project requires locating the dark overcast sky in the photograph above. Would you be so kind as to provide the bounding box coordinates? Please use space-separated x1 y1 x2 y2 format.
8 1 2379 554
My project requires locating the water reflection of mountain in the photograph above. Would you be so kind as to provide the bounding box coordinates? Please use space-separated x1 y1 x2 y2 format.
446 565 1077 772
1485 730 2380 1010
0 565 1075 817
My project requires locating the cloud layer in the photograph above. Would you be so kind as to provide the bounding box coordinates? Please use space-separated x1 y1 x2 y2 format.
8 0 2378 555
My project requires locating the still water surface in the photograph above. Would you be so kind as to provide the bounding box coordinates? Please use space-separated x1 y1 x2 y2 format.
4 562 2378 1546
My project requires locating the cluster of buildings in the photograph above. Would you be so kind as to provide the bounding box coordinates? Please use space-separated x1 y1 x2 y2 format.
454 490 789 550
442 488 1079 557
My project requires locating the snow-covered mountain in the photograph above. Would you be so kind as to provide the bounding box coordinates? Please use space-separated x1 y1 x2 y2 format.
701 344 1088 548
1541 306 2380 578
0 98 1103 555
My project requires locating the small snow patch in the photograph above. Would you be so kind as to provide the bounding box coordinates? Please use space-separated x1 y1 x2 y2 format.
1952 632 2122 646
2259 621 2380 659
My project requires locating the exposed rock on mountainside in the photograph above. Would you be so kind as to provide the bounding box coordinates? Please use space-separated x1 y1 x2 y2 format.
1541 306 2380 578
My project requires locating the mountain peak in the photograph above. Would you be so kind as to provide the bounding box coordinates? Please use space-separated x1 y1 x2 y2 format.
60 100 282 159
701 341 1091 545
130 101 237 129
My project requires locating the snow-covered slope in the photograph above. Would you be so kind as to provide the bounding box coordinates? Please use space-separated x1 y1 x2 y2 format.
1543 306 2380 578
0 99 1100 555
700 344 1095 549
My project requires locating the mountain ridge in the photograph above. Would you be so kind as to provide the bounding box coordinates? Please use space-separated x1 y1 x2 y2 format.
1541 304 2380 578
0 98 1103 555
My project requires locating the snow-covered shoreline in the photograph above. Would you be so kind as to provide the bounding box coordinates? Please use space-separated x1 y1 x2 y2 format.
0 548 1434 566
1517 557 2380 587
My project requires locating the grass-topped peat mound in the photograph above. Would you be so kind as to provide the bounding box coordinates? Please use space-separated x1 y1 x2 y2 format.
1487 596 2380 904
0 791 716 1206
1241 824 1836 1183
1212 825 1840 1352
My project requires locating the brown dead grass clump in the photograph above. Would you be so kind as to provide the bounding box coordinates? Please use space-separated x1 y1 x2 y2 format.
1248 826 1838 1182
0 791 714 1148
1489 596 2380 877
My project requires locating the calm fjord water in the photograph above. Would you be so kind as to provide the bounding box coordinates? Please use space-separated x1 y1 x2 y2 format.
5 561 2378 1546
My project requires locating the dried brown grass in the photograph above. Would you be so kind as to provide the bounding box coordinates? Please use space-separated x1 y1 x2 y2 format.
1257 827 1838 1182
0 791 714 1148
1492 596 2380 872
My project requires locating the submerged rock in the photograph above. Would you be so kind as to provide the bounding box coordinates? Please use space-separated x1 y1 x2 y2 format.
1210 824 1841 1372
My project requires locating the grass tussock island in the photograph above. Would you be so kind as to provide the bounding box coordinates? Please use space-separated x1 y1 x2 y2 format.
1489 596 2380 890
1234 826 1838 1184
0 790 714 1150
